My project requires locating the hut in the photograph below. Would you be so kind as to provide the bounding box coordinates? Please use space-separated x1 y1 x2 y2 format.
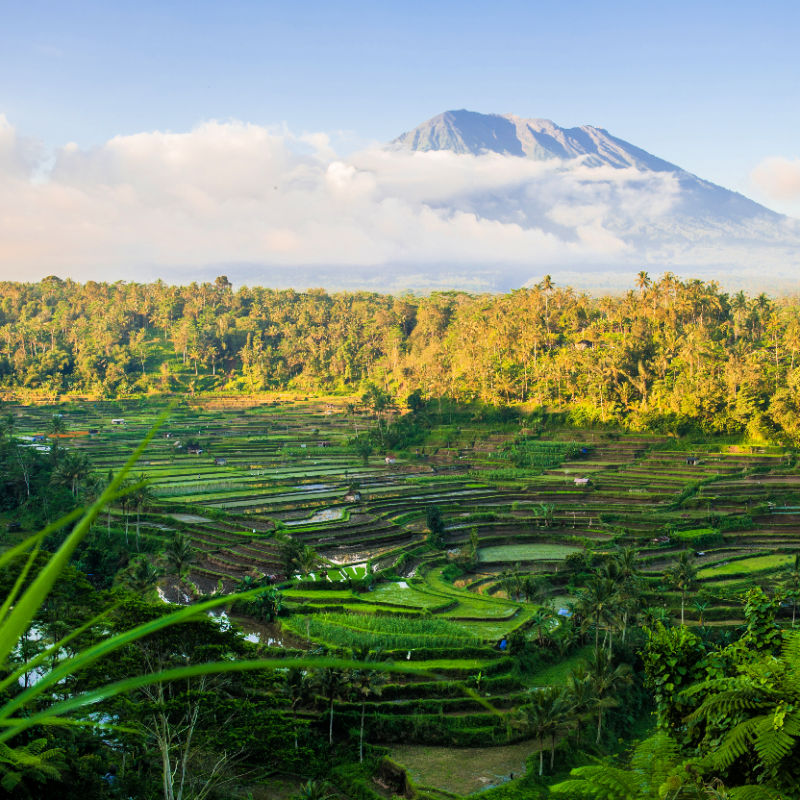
187 444 203 455
385 455 397 465
214 456 227 466
344 491 361 502
574 477 591 486
111 418 125 425
686 456 701 466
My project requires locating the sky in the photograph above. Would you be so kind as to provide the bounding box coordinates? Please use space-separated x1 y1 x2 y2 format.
1 0 799 289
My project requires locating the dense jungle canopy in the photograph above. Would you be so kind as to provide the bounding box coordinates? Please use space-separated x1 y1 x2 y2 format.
2 273 800 441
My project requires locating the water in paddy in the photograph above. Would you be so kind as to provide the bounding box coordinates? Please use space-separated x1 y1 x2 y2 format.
230 617 307 648
284 507 345 525
170 513 212 523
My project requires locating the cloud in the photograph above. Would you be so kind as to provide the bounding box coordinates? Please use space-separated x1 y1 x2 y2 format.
0 116 798 290
751 156 800 202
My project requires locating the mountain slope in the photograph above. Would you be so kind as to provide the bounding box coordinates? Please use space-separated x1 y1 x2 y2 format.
392 109 781 225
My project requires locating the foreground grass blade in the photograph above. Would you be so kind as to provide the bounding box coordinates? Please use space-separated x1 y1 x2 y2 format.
0 656 434 740
0 604 119 696
0 410 167 667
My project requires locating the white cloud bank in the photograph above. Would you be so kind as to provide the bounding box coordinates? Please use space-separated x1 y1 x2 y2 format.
1 115 798 291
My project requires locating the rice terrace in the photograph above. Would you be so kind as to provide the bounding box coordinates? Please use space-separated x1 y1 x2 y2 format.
5 387 800 798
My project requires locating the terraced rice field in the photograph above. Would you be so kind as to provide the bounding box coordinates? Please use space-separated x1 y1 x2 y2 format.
10 396 800 762
477 543 581 563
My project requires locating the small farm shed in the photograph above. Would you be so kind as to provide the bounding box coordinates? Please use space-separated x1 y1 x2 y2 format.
574 477 591 486
686 456 701 466
111 418 125 425
214 457 227 466
385 455 397 465
187 445 203 455
344 491 361 502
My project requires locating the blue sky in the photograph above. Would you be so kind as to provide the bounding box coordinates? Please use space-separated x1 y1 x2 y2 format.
2 0 798 198
1 1 799 289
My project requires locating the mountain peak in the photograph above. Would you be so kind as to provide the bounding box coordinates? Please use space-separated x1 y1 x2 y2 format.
392 109 679 172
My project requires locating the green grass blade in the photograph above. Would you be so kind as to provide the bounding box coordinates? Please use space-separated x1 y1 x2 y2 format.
0 508 83 576
0 410 168 666
0 588 261 721
0 656 432 741
0 604 119 696
0 545 42 627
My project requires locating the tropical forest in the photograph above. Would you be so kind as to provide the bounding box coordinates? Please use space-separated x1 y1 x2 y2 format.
2 274 800 800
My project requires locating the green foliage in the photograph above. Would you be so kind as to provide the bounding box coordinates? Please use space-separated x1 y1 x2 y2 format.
289 612 483 650
641 622 707 732
672 527 723 547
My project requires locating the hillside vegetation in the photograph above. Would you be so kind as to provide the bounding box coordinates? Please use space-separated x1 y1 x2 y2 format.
2 273 800 443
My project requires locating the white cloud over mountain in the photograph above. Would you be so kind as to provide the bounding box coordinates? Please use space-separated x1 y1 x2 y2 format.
0 113 798 291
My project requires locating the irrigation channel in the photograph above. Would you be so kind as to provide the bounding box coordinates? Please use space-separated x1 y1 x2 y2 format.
12 396 800 793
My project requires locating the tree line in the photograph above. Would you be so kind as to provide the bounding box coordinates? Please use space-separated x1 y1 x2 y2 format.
3 273 800 441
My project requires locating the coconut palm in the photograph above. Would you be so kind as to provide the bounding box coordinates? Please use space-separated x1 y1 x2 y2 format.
128 474 154 548
52 450 91 499
293 545 319 578
781 553 800 626
576 575 620 657
564 664 594 746
585 648 633 745
349 648 387 762
314 667 350 745
164 532 196 582
125 556 163 595
529 607 556 648
520 686 572 775
282 668 314 751
669 550 698 625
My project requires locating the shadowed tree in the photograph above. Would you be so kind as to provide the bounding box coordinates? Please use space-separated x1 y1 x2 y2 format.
164 532 197 585
669 550 698 625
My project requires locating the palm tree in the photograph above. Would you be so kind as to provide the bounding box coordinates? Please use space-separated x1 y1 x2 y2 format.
781 553 800 626
282 668 313 751
668 550 698 625
125 556 163 595
164 532 196 583
576 575 619 657
349 648 387 762
521 686 571 775
315 667 349 745
52 450 91 499
129 474 154 547
564 665 593 747
607 547 641 643
586 648 633 745
529 607 556 648
293 545 319 578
